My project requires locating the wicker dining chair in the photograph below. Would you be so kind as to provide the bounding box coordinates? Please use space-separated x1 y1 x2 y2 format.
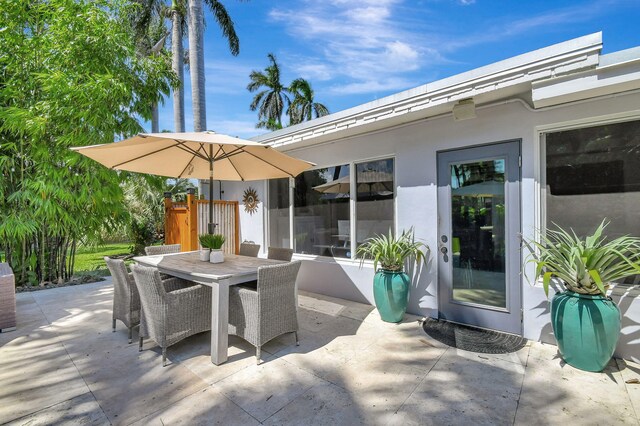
131 264 212 367
144 244 181 256
228 261 301 364
239 242 261 257
104 257 140 343
267 247 294 261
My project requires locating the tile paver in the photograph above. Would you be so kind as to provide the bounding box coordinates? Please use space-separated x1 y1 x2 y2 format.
5 392 110 426
0 279 638 425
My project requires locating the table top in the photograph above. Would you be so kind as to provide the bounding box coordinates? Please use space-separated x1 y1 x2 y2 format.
133 251 284 283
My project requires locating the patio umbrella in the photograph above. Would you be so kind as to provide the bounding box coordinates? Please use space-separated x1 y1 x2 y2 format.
313 175 350 194
71 131 314 234
313 170 393 195
452 180 504 197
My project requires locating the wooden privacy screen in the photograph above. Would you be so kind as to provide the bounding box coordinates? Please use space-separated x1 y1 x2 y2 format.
196 200 239 255
164 191 239 254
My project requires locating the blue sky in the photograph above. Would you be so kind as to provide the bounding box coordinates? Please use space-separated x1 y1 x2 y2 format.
153 0 640 138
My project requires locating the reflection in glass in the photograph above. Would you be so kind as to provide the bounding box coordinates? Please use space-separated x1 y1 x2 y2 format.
294 165 350 257
268 178 290 249
546 120 640 240
356 159 394 253
450 159 506 308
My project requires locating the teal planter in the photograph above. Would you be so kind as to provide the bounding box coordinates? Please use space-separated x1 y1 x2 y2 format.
551 291 621 372
373 270 410 323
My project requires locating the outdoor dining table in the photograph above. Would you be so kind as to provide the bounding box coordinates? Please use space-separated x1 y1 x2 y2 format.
133 251 285 365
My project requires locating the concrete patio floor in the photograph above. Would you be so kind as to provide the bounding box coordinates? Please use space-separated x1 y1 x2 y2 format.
1 279 638 425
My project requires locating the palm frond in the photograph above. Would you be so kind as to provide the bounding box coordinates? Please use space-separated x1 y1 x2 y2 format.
524 220 640 296
356 228 429 272
204 0 240 56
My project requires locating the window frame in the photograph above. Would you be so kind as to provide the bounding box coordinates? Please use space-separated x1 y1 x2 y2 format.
536 114 640 286
267 154 397 262
537 114 640 235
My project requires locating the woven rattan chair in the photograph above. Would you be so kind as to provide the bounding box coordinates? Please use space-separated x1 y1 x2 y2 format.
104 257 140 343
144 244 181 256
267 247 294 261
229 261 301 364
239 242 261 257
131 264 212 367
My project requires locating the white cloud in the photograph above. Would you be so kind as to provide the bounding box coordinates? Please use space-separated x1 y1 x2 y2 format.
344 6 391 23
208 118 260 139
328 77 419 95
296 63 333 81
385 41 419 68
270 1 428 96
269 0 625 101
203 61 254 95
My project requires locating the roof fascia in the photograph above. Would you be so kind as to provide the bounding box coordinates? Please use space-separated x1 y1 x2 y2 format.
254 32 602 149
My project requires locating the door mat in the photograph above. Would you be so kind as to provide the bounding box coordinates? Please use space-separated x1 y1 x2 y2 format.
422 318 527 354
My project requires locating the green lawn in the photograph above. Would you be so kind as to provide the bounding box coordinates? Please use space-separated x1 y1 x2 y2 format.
74 243 132 275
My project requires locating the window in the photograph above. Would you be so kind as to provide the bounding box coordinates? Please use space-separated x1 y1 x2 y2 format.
268 178 290 249
355 158 395 252
545 119 640 247
294 164 350 257
267 157 396 260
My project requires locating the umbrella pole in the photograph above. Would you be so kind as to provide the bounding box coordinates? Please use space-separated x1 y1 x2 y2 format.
208 149 216 234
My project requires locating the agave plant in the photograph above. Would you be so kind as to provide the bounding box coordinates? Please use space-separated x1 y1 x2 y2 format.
198 234 225 250
357 228 429 272
525 220 640 296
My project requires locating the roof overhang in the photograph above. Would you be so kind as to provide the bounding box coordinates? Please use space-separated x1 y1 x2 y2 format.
532 46 640 108
253 33 603 150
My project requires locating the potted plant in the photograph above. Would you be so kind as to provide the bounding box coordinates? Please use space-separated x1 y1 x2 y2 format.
198 234 212 261
357 228 429 323
199 234 226 263
525 220 640 372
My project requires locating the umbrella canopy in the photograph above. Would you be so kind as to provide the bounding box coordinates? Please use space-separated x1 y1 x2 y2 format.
71 131 314 181
72 131 315 233
452 180 504 197
313 170 394 194
313 175 350 194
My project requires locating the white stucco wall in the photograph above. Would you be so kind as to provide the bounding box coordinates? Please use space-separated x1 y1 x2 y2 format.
216 91 640 362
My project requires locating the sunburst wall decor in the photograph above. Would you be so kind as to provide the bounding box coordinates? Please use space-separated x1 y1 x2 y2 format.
242 187 259 215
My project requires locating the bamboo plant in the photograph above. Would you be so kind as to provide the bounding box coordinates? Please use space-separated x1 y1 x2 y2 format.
524 220 640 296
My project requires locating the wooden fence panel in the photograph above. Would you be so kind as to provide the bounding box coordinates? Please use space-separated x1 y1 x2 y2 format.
164 204 191 252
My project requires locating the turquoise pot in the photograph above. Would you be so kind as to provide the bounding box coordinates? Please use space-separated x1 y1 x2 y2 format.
551 291 621 372
373 270 410 323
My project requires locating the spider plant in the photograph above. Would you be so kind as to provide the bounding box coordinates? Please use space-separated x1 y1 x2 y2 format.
524 220 640 296
198 234 226 250
357 228 429 272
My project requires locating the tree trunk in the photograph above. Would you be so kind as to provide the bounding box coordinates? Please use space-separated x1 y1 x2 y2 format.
172 3 185 132
188 0 206 132
151 102 159 133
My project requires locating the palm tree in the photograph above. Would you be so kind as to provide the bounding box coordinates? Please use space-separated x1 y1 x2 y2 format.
129 1 170 132
188 0 240 132
166 178 196 201
288 78 329 125
247 53 291 131
170 0 187 132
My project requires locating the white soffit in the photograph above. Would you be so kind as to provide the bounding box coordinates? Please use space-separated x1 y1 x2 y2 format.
254 33 603 149
532 46 640 108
